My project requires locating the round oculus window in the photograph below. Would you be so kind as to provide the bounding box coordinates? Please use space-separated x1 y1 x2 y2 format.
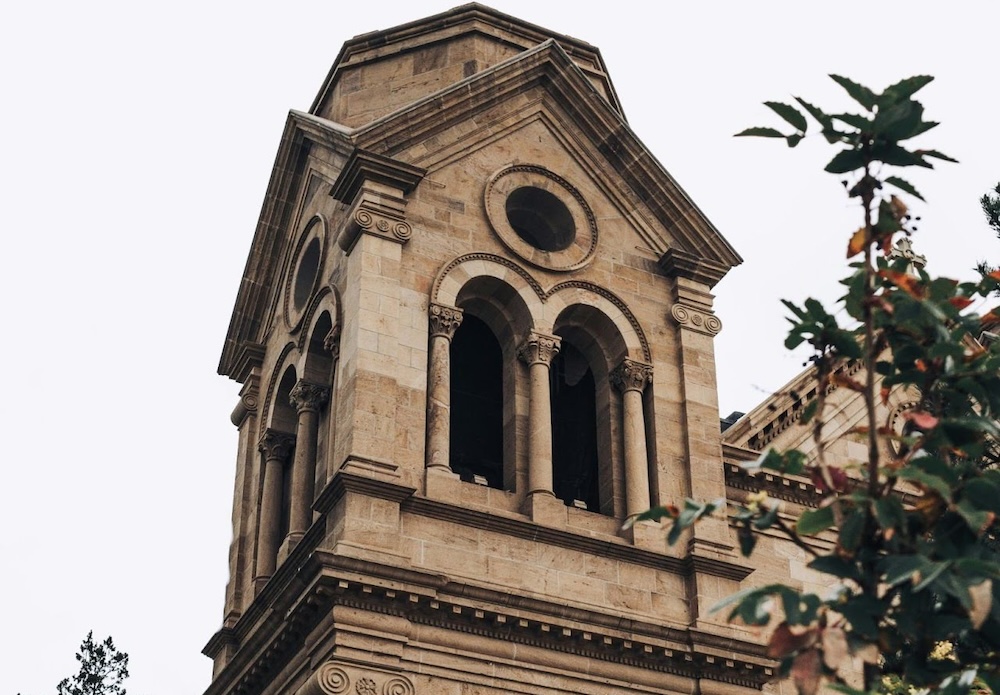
283 215 326 331
485 165 597 272
505 186 576 252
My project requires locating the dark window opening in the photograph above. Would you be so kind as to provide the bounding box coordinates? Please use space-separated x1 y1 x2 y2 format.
505 186 576 251
450 315 505 488
550 341 601 512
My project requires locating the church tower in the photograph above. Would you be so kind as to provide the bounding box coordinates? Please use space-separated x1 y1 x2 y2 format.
205 5 772 695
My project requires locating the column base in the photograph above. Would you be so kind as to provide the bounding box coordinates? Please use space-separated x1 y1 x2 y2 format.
522 491 566 528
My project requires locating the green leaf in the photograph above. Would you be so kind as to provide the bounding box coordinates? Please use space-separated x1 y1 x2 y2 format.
808 555 862 581
917 149 958 163
955 498 993 534
839 509 865 551
881 555 930 587
824 149 866 174
831 112 871 131
764 101 808 132
829 74 877 110
735 127 785 138
912 560 952 591
885 175 924 201
797 505 836 535
879 75 934 105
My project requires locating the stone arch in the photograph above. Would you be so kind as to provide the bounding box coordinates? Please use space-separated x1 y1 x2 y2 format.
548 302 632 517
432 253 545 330
260 343 299 436
544 282 650 363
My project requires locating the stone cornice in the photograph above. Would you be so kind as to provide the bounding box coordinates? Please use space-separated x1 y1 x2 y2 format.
659 248 731 287
329 149 425 206
204 550 772 695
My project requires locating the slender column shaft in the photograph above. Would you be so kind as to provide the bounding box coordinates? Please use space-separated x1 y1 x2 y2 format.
255 431 293 578
289 381 329 536
612 359 654 517
426 304 463 471
518 333 560 496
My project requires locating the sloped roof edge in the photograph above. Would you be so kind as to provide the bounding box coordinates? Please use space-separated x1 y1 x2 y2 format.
349 39 741 274
309 3 624 120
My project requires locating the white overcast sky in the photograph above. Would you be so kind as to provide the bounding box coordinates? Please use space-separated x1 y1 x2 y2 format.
1 2 997 694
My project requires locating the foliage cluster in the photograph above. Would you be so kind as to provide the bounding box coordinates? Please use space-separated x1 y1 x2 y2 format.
55 632 130 695
630 75 1000 695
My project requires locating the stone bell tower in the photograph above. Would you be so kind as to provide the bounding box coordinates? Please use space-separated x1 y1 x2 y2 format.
204 5 779 695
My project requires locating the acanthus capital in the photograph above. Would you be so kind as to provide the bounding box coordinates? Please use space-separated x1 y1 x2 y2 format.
290 381 330 413
518 332 561 366
258 431 295 460
611 359 653 393
428 303 464 340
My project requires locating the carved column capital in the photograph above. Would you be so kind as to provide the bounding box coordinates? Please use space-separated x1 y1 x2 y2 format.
323 323 342 359
518 332 561 366
611 359 653 393
290 381 330 414
258 431 294 460
428 303 463 340
670 303 723 336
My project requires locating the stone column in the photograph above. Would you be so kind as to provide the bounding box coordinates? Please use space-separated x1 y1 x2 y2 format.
288 381 329 540
611 359 654 517
518 332 561 496
255 430 294 579
322 323 342 482
425 303 463 472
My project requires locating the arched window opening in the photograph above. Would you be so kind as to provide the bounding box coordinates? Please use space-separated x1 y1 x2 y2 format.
450 314 504 488
272 367 298 543
550 341 601 512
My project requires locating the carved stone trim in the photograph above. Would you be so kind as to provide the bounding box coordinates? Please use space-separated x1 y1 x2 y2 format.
231 372 261 427
431 252 545 304
258 430 294 461
323 322 342 359
611 359 653 393
290 381 330 413
337 199 413 254
428 303 464 340
670 303 722 336
484 164 598 272
329 149 426 206
659 247 729 287
295 661 414 695
518 332 561 366
546 280 652 363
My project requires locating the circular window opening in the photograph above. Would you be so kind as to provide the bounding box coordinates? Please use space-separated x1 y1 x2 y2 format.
505 186 576 252
293 237 321 310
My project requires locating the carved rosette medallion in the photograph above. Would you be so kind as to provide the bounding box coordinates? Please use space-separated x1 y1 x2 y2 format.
290 381 330 413
611 359 653 393
355 678 377 695
518 332 561 366
428 303 464 340
670 303 722 336
257 431 294 460
354 205 412 243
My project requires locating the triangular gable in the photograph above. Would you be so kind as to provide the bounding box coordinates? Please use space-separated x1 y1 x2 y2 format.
347 39 742 278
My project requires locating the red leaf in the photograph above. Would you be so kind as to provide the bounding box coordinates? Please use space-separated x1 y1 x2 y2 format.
879 269 926 298
767 622 815 658
949 296 974 310
791 649 822 695
847 227 867 258
989 271 1000 281
903 410 938 429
